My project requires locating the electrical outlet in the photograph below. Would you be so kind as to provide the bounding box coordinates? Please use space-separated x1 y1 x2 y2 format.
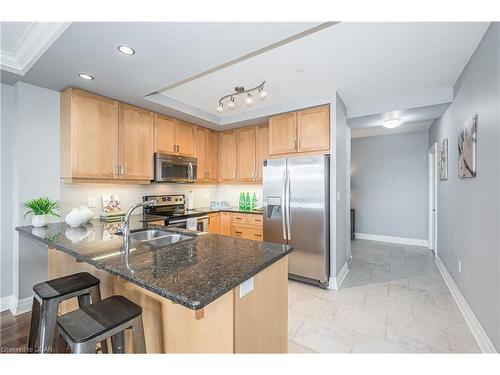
239 277 254 298
87 197 96 208
458 259 462 273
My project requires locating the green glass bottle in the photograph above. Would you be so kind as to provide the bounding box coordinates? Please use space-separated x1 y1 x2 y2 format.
245 193 251 211
239 193 245 210
251 193 257 210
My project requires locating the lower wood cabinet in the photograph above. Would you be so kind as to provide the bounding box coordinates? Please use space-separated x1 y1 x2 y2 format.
207 212 263 241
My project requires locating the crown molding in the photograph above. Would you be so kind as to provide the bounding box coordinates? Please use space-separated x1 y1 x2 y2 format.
0 22 71 75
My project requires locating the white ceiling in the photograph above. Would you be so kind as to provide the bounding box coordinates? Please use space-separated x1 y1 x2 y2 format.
158 22 488 125
0 22 490 129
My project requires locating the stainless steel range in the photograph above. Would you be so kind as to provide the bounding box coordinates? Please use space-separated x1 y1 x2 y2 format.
142 194 208 231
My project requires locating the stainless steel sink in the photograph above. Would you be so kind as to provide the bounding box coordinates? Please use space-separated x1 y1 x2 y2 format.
146 234 192 247
118 229 192 244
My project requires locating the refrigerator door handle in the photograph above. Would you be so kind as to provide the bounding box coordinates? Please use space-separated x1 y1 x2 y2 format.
281 170 287 240
286 170 291 240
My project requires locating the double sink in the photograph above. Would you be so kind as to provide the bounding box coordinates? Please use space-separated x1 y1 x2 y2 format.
119 229 193 247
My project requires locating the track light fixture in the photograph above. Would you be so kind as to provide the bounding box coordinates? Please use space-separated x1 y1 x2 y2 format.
217 81 266 112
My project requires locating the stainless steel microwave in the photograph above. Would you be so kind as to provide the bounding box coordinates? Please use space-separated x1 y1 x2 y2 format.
154 153 197 183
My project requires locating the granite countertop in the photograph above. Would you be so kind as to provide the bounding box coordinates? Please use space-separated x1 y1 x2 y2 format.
15 216 292 310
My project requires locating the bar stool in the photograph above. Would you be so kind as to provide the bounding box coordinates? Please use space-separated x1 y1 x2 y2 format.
27 272 105 353
56 295 146 354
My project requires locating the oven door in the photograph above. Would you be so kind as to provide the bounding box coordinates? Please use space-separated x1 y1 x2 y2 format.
154 154 197 183
167 217 208 232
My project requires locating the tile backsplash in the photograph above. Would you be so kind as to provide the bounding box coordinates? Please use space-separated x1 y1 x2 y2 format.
60 182 263 219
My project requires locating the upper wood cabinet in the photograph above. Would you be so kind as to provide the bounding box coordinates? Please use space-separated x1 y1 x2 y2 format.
206 129 219 183
119 104 154 181
255 124 269 182
268 105 330 156
176 120 195 156
154 115 194 157
154 114 176 154
61 88 119 180
194 127 207 181
219 130 238 182
297 106 330 152
268 112 297 155
237 127 257 182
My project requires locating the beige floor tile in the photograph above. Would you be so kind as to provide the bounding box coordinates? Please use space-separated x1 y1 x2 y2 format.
289 293 339 322
288 341 316 353
293 317 356 353
351 333 413 353
333 303 387 341
288 310 308 339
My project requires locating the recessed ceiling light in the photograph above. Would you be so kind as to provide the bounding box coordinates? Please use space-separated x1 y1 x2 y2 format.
117 45 135 55
382 118 403 129
296 67 306 73
78 73 94 80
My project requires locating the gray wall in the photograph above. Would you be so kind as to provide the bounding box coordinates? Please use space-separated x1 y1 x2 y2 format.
335 95 349 275
428 22 500 351
2 82 61 303
351 131 429 240
1 83 14 299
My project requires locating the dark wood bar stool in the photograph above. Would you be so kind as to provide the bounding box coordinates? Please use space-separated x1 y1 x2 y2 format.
56 295 146 354
27 272 105 353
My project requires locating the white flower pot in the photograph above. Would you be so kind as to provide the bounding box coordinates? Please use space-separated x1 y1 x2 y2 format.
32 214 48 228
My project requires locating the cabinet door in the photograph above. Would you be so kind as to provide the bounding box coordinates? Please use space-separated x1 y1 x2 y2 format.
206 129 219 182
208 213 221 234
194 127 207 181
68 90 119 179
297 105 330 153
269 112 297 155
237 126 256 182
154 114 176 154
119 104 154 180
219 130 238 182
255 124 269 182
220 212 232 235
175 121 195 156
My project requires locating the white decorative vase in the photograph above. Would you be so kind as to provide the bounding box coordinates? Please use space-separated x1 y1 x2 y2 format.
65 208 84 228
32 214 48 228
79 206 93 223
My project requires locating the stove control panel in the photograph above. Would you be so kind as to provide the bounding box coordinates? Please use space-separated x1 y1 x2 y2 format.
144 194 185 207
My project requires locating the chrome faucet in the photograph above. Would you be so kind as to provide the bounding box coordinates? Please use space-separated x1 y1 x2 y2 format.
121 200 155 241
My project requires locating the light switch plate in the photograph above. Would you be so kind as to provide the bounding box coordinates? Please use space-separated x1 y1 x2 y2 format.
239 277 254 298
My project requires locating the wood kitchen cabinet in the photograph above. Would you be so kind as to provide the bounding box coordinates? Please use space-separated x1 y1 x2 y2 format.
219 130 238 182
207 212 221 234
220 212 232 235
61 88 119 180
255 124 269 182
154 114 194 157
206 129 219 182
236 126 257 182
119 104 154 181
195 127 219 183
230 213 263 241
268 105 330 156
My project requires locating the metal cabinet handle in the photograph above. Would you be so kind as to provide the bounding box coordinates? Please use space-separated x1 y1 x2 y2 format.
120 165 124 176
298 140 301 150
281 170 287 240
294 140 297 150
286 170 291 240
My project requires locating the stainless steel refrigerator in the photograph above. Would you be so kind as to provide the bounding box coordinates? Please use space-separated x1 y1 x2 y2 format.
263 155 330 287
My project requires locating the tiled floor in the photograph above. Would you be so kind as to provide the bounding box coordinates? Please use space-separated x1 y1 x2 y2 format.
288 240 480 353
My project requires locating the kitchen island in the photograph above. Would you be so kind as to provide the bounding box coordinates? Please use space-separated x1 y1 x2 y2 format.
16 217 292 353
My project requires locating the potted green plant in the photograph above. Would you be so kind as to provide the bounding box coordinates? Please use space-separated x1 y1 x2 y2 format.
24 197 60 227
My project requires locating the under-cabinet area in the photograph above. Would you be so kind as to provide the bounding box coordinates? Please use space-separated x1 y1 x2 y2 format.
60 88 330 184
207 212 263 240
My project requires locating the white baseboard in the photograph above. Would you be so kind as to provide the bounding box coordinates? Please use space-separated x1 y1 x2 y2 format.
435 255 497 353
355 232 428 247
11 296 33 316
0 295 14 312
328 262 349 290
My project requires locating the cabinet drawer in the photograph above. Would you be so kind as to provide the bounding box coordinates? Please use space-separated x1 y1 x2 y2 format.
231 225 263 241
248 215 263 226
231 213 248 224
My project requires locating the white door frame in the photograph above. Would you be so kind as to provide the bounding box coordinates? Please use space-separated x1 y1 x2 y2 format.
428 143 438 254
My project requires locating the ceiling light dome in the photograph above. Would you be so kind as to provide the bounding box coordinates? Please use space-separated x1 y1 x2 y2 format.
78 73 94 80
382 118 402 129
118 45 135 55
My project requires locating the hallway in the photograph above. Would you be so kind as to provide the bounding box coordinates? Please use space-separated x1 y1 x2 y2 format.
288 239 480 353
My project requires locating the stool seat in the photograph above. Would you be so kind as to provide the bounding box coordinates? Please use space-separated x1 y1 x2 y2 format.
33 272 100 300
58 296 142 344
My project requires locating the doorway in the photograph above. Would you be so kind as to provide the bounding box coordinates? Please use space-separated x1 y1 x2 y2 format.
428 143 438 255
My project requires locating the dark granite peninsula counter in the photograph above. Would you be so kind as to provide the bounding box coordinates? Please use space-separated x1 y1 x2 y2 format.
16 216 292 353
